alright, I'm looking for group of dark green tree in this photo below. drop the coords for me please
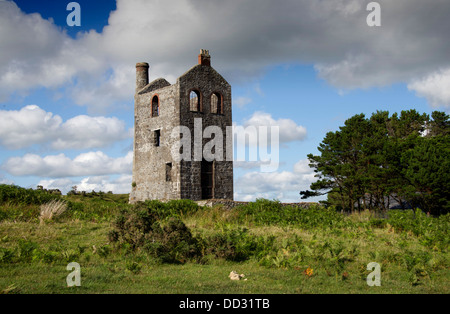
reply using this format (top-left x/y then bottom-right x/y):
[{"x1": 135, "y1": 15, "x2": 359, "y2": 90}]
[{"x1": 300, "y1": 110, "x2": 449, "y2": 216}]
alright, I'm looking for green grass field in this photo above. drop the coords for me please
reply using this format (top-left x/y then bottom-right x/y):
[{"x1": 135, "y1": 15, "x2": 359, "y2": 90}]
[{"x1": 0, "y1": 189, "x2": 448, "y2": 294}]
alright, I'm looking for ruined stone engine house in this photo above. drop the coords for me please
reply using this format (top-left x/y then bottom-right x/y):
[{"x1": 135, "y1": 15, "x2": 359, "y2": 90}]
[{"x1": 129, "y1": 50, "x2": 233, "y2": 203}]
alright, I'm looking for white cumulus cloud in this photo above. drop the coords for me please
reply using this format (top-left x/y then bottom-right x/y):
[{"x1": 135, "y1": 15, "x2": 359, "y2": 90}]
[
  {"x1": 242, "y1": 111, "x2": 307, "y2": 144},
  {"x1": 0, "y1": 105, "x2": 61, "y2": 149},
  {"x1": 76, "y1": 175, "x2": 132, "y2": 194},
  {"x1": 407, "y1": 68, "x2": 450, "y2": 109},
  {"x1": 234, "y1": 158, "x2": 317, "y2": 202},
  {"x1": 2, "y1": 151, "x2": 133, "y2": 178},
  {"x1": 38, "y1": 174, "x2": 132, "y2": 194},
  {"x1": 0, "y1": 105, "x2": 131, "y2": 150}
]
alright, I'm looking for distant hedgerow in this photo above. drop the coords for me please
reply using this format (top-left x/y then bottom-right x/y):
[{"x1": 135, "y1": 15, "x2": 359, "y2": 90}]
[{"x1": 0, "y1": 184, "x2": 61, "y2": 206}]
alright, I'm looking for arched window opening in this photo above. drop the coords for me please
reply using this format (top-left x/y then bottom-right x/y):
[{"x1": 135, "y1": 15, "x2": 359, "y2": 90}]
[
  {"x1": 189, "y1": 90, "x2": 201, "y2": 112},
  {"x1": 211, "y1": 92, "x2": 222, "y2": 114},
  {"x1": 152, "y1": 96, "x2": 159, "y2": 117}
]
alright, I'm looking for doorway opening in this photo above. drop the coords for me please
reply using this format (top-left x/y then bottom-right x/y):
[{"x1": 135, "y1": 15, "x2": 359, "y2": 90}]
[{"x1": 201, "y1": 159, "x2": 214, "y2": 199}]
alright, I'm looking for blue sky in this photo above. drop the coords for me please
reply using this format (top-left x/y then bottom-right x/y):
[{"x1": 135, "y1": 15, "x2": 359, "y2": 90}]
[{"x1": 0, "y1": 0, "x2": 448, "y2": 202}]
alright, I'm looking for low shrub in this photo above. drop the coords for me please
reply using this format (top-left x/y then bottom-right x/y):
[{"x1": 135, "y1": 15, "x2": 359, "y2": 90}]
[
  {"x1": 144, "y1": 217, "x2": 202, "y2": 264},
  {"x1": 108, "y1": 203, "x2": 158, "y2": 250},
  {"x1": 205, "y1": 227, "x2": 275, "y2": 262},
  {"x1": 108, "y1": 204, "x2": 202, "y2": 264}
]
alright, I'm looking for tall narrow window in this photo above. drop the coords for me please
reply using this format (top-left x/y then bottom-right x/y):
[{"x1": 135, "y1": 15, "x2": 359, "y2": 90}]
[
  {"x1": 189, "y1": 90, "x2": 201, "y2": 112},
  {"x1": 152, "y1": 96, "x2": 159, "y2": 117},
  {"x1": 166, "y1": 163, "x2": 172, "y2": 182},
  {"x1": 154, "y1": 129, "x2": 161, "y2": 147},
  {"x1": 211, "y1": 92, "x2": 222, "y2": 114}
]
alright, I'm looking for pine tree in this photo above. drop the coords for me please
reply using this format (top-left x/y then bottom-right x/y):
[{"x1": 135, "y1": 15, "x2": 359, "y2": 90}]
[{"x1": 301, "y1": 109, "x2": 449, "y2": 215}]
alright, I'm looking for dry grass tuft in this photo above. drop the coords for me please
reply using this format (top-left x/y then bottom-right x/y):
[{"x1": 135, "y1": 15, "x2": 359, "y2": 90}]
[{"x1": 39, "y1": 200, "x2": 67, "y2": 225}]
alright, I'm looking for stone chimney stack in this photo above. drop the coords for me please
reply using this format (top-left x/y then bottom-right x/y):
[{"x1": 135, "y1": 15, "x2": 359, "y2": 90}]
[
  {"x1": 136, "y1": 62, "x2": 149, "y2": 91},
  {"x1": 198, "y1": 49, "x2": 211, "y2": 66}
]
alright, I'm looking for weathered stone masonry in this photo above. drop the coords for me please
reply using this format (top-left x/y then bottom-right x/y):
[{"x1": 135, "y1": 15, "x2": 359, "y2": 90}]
[{"x1": 130, "y1": 50, "x2": 233, "y2": 203}]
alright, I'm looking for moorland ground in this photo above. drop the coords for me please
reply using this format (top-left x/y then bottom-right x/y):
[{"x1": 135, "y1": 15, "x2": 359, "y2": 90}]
[{"x1": 0, "y1": 188, "x2": 448, "y2": 294}]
